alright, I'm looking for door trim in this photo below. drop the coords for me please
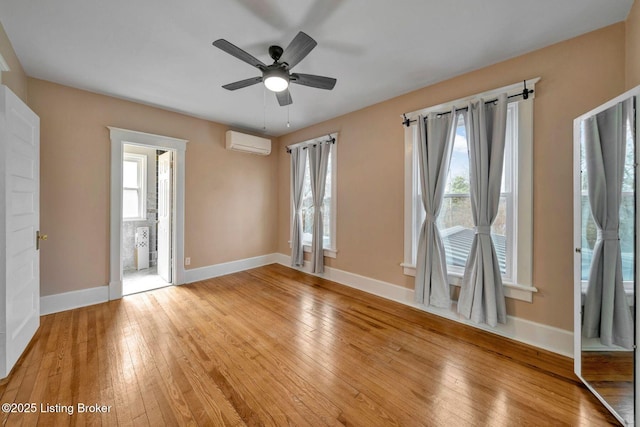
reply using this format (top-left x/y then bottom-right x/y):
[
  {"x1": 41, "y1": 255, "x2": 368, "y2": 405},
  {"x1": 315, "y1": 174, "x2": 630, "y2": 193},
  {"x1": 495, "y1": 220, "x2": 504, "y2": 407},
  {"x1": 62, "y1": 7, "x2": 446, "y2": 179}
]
[
  {"x1": 108, "y1": 127, "x2": 188, "y2": 300},
  {"x1": 156, "y1": 150, "x2": 173, "y2": 283}
]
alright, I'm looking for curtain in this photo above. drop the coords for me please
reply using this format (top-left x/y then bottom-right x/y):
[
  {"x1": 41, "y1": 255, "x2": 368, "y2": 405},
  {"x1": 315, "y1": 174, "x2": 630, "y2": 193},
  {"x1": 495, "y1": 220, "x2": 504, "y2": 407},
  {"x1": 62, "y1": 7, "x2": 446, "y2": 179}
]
[
  {"x1": 457, "y1": 94, "x2": 508, "y2": 327},
  {"x1": 414, "y1": 110, "x2": 457, "y2": 307},
  {"x1": 290, "y1": 146, "x2": 307, "y2": 267},
  {"x1": 582, "y1": 98, "x2": 634, "y2": 349},
  {"x1": 308, "y1": 142, "x2": 332, "y2": 273}
]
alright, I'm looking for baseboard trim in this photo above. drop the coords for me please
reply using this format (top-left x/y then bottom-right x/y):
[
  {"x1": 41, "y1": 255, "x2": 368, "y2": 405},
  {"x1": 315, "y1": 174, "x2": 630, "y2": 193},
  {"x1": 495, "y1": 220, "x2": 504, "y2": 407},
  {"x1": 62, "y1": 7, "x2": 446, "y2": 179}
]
[
  {"x1": 183, "y1": 253, "x2": 279, "y2": 284},
  {"x1": 40, "y1": 254, "x2": 279, "y2": 316},
  {"x1": 40, "y1": 253, "x2": 573, "y2": 357},
  {"x1": 40, "y1": 286, "x2": 110, "y2": 316},
  {"x1": 274, "y1": 253, "x2": 573, "y2": 358}
]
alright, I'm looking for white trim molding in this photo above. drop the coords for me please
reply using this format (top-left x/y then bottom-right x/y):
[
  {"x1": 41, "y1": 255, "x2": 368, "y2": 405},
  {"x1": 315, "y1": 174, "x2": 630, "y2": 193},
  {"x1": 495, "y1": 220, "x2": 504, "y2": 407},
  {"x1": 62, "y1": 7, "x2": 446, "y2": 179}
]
[
  {"x1": 400, "y1": 263, "x2": 537, "y2": 302},
  {"x1": 183, "y1": 254, "x2": 279, "y2": 283},
  {"x1": 40, "y1": 254, "x2": 280, "y2": 315},
  {"x1": 40, "y1": 286, "x2": 109, "y2": 316},
  {"x1": 276, "y1": 253, "x2": 572, "y2": 358},
  {"x1": 402, "y1": 78, "x2": 540, "y2": 121},
  {"x1": 108, "y1": 127, "x2": 188, "y2": 300}
]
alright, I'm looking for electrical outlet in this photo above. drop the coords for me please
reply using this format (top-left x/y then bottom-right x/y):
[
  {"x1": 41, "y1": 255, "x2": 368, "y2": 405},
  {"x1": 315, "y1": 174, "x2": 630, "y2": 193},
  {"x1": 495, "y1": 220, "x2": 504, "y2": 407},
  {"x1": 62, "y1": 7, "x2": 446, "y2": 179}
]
[{"x1": 185, "y1": 257, "x2": 191, "y2": 266}]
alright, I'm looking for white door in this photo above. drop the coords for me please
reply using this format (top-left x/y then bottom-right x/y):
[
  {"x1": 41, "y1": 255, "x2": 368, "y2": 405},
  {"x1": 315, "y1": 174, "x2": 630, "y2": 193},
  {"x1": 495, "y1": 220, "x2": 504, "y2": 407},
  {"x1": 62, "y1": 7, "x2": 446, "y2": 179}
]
[
  {"x1": 0, "y1": 85, "x2": 40, "y2": 379},
  {"x1": 157, "y1": 151, "x2": 172, "y2": 282}
]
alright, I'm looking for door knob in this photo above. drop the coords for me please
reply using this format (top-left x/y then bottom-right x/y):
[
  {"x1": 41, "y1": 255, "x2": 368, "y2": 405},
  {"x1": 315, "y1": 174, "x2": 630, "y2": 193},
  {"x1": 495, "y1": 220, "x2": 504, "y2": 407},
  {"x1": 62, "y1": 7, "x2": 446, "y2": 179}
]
[{"x1": 36, "y1": 231, "x2": 48, "y2": 250}]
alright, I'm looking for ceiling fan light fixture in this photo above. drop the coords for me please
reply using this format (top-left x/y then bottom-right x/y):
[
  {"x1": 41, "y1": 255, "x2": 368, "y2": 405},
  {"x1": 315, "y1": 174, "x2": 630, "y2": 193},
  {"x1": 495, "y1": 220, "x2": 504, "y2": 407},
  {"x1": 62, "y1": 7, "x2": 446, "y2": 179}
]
[
  {"x1": 214, "y1": 32, "x2": 335, "y2": 107},
  {"x1": 263, "y1": 68, "x2": 289, "y2": 92}
]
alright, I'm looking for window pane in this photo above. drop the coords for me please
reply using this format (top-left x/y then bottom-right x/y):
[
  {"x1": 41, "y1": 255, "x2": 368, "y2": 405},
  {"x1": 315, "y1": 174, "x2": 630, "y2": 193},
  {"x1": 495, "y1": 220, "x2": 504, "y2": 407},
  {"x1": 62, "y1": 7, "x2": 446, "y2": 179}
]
[
  {"x1": 123, "y1": 189, "x2": 139, "y2": 218},
  {"x1": 322, "y1": 196, "x2": 331, "y2": 247},
  {"x1": 301, "y1": 149, "x2": 333, "y2": 247},
  {"x1": 123, "y1": 160, "x2": 139, "y2": 188},
  {"x1": 620, "y1": 193, "x2": 634, "y2": 281},
  {"x1": 492, "y1": 196, "x2": 508, "y2": 274},
  {"x1": 302, "y1": 159, "x2": 313, "y2": 243},
  {"x1": 433, "y1": 114, "x2": 509, "y2": 275},
  {"x1": 620, "y1": 120, "x2": 635, "y2": 281},
  {"x1": 437, "y1": 117, "x2": 473, "y2": 269},
  {"x1": 323, "y1": 155, "x2": 332, "y2": 247}
]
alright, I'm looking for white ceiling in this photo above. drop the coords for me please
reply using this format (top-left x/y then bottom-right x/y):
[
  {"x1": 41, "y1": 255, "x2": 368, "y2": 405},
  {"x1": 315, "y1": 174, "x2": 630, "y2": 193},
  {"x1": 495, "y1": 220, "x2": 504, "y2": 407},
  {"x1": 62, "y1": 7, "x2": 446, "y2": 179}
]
[{"x1": 0, "y1": 0, "x2": 633, "y2": 136}]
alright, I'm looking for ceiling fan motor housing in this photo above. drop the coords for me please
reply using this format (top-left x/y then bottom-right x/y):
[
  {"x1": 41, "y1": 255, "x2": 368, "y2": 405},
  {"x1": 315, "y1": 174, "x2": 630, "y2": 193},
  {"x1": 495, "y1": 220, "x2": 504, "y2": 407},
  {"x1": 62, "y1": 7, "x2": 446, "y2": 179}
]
[{"x1": 268, "y1": 45, "x2": 284, "y2": 62}]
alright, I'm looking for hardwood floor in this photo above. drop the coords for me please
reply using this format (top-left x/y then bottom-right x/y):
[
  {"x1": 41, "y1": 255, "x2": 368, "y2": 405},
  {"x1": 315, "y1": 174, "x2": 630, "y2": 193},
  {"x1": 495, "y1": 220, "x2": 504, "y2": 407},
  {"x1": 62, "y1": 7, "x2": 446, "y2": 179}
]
[
  {"x1": 0, "y1": 264, "x2": 621, "y2": 426},
  {"x1": 582, "y1": 352, "x2": 634, "y2": 425}
]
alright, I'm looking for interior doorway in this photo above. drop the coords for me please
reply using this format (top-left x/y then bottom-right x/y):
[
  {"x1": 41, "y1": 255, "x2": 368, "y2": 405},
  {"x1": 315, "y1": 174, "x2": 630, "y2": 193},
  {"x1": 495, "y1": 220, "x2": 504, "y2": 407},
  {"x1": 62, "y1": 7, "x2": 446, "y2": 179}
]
[
  {"x1": 122, "y1": 145, "x2": 174, "y2": 295},
  {"x1": 109, "y1": 126, "x2": 187, "y2": 300}
]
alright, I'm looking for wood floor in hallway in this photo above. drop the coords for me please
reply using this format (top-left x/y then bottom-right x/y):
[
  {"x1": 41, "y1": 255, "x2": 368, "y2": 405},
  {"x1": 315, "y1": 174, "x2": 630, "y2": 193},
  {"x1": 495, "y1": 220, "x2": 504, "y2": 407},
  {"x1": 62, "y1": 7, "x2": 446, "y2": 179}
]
[{"x1": 0, "y1": 264, "x2": 619, "y2": 426}]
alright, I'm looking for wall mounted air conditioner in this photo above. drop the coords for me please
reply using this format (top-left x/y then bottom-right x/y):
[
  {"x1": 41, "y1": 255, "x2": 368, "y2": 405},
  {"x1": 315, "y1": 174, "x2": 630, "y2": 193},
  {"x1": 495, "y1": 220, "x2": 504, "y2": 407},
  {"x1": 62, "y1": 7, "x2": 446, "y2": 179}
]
[{"x1": 225, "y1": 130, "x2": 271, "y2": 155}]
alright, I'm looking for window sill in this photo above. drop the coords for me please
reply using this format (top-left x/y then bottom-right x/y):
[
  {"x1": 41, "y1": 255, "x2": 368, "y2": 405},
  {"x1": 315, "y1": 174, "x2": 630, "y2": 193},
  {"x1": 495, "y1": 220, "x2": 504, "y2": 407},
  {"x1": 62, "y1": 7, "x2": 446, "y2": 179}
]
[
  {"x1": 303, "y1": 245, "x2": 337, "y2": 259},
  {"x1": 401, "y1": 263, "x2": 537, "y2": 303},
  {"x1": 581, "y1": 281, "x2": 633, "y2": 306},
  {"x1": 288, "y1": 241, "x2": 337, "y2": 259},
  {"x1": 124, "y1": 217, "x2": 148, "y2": 222}
]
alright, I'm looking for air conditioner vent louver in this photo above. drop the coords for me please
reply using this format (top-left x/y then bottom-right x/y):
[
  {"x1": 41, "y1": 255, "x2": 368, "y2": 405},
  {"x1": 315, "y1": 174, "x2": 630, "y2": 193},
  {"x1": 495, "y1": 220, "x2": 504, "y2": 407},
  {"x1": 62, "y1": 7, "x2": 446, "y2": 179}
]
[{"x1": 225, "y1": 130, "x2": 271, "y2": 155}]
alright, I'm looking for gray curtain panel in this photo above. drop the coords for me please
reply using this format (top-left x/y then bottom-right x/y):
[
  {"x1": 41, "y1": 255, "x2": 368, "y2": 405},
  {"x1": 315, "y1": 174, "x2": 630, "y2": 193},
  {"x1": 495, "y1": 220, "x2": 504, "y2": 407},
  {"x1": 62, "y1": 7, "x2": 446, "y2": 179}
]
[
  {"x1": 457, "y1": 94, "x2": 508, "y2": 327},
  {"x1": 290, "y1": 146, "x2": 307, "y2": 267},
  {"x1": 582, "y1": 97, "x2": 634, "y2": 349},
  {"x1": 414, "y1": 111, "x2": 457, "y2": 307},
  {"x1": 308, "y1": 142, "x2": 332, "y2": 273}
]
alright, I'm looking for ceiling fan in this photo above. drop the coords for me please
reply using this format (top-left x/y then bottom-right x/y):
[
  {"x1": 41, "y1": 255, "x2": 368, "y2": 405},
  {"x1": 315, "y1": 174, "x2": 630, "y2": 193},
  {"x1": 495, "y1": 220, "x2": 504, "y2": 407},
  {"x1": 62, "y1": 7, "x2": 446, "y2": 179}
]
[{"x1": 212, "y1": 31, "x2": 337, "y2": 106}]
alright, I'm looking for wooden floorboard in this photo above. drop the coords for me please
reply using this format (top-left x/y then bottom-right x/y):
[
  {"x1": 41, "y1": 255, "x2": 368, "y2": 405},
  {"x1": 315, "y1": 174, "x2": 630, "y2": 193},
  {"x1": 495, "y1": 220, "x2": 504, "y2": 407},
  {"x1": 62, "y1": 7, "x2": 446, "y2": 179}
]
[{"x1": 0, "y1": 263, "x2": 622, "y2": 426}]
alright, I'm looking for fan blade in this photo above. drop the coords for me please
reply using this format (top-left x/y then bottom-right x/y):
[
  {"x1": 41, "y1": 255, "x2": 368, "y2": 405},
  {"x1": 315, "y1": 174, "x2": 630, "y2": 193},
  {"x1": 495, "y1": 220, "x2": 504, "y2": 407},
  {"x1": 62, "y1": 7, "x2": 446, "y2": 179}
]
[
  {"x1": 299, "y1": 0, "x2": 345, "y2": 32},
  {"x1": 222, "y1": 76, "x2": 263, "y2": 91},
  {"x1": 276, "y1": 89, "x2": 293, "y2": 106},
  {"x1": 212, "y1": 39, "x2": 267, "y2": 70},
  {"x1": 291, "y1": 73, "x2": 337, "y2": 90},
  {"x1": 234, "y1": 0, "x2": 290, "y2": 31},
  {"x1": 280, "y1": 32, "x2": 317, "y2": 70}
]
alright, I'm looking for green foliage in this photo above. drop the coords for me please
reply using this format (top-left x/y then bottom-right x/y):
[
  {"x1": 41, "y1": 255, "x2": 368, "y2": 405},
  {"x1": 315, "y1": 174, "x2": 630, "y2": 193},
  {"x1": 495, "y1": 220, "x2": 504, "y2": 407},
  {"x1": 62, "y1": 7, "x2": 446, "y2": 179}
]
[{"x1": 450, "y1": 175, "x2": 470, "y2": 194}]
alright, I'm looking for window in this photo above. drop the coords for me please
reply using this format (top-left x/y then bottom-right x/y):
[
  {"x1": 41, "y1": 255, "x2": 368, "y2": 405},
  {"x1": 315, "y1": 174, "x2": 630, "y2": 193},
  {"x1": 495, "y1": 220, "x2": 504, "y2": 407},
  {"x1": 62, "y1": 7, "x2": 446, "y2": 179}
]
[
  {"x1": 123, "y1": 153, "x2": 146, "y2": 220},
  {"x1": 403, "y1": 80, "x2": 537, "y2": 302},
  {"x1": 291, "y1": 134, "x2": 338, "y2": 255}
]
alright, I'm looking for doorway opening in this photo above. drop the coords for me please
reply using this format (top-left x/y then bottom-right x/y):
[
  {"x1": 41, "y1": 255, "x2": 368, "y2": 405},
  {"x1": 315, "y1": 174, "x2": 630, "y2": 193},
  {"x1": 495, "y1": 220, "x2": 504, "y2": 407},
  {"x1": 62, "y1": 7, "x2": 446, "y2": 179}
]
[
  {"x1": 122, "y1": 145, "x2": 174, "y2": 295},
  {"x1": 109, "y1": 126, "x2": 187, "y2": 300}
]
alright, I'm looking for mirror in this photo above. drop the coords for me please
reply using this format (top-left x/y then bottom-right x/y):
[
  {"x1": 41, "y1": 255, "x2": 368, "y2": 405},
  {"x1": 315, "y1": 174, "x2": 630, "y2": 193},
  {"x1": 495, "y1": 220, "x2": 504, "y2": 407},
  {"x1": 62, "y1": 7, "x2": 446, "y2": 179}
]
[{"x1": 574, "y1": 89, "x2": 638, "y2": 426}]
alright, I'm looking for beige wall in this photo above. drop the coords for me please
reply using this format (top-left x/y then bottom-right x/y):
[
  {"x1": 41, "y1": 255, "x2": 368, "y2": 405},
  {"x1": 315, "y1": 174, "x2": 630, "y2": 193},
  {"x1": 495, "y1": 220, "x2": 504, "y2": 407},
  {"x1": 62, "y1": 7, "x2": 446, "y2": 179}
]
[
  {"x1": 277, "y1": 23, "x2": 627, "y2": 330},
  {"x1": 28, "y1": 78, "x2": 278, "y2": 296},
  {"x1": 0, "y1": 9, "x2": 637, "y2": 328},
  {"x1": 0, "y1": 22, "x2": 28, "y2": 103},
  {"x1": 627, "y1": 0, "x2": 640, "y2": 88}
]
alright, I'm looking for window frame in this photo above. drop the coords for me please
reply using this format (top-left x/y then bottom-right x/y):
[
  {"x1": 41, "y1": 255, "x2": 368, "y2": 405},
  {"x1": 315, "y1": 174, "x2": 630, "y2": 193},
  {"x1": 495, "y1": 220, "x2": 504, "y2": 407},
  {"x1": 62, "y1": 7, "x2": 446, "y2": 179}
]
[
  {"x1": 289, "y1": 133, "x2": 338, "y2": 258},
  {"x1": 402, "y1": 79, "x2": 538, "y2": 302},
  {"x1": 123, "y1": 152, "x2": 147, "y2": 221}
]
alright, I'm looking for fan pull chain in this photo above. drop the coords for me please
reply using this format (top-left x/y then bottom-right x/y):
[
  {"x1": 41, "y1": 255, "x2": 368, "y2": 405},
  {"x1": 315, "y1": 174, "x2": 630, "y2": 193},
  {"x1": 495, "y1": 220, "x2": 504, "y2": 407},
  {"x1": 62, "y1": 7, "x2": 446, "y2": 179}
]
[
  {"x1": 286, "y1": 91, "x2": 291, "y2": 128},
  {"x1": 263, "y1": 86, "x2": 267, "y2": 131}
]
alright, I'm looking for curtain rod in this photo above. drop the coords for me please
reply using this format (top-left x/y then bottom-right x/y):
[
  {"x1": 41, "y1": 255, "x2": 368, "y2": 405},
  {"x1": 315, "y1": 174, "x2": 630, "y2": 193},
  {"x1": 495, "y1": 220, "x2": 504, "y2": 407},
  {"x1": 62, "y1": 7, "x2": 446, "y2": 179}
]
[
  {"x1": 286, "y1": 135, "x2": 336, "y2": 154},
  {"x1": 401, "y1": 81, "x2": 534, "y2": 127}
]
